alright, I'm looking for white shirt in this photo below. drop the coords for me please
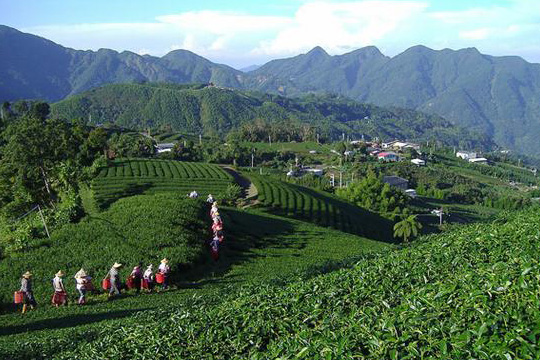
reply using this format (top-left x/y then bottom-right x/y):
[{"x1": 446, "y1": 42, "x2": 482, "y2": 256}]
[
  {"x1": 143, "y1": 269, "x2": 153, "y2": 280},
  {"x1": 158, "y1": 263, "x2": 170, "y2": 274},
  {"x1": 75, "y1": 276, "x2": 89, "y2": 290},
  {"x1": 53, "y1": 276, "x2": 64, "y2": 292}
]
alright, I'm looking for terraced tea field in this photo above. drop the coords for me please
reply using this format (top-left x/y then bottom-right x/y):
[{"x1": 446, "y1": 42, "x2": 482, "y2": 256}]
[
  {"x1": 249, "y1": 174, "x2": 393, "y2": 241},
  {"x1": 92, "y1": 159, "x2": 233, "y2": 208}
]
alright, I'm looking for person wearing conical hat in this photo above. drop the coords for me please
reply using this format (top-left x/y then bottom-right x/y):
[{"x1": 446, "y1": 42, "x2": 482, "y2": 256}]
[
  {"x1": 75, "y1": 268, "x2": 91, "y2": 305},
  {"x1": 210, "y1": 202, "x2": 219, "y2": 218},
  {"x1": 107, "y1": 262, "x2": 123, "y2": 298},
  {"x1": 206, "y1": 194, "x2": 215, "y2": 204},
  {"x1": 20, "y1": 271, "x2": 36, "y2": 313},
  {"x1": 51, "y1": 270, "x2": 67, "y2": 307},
  {"x1": 143, "y1": 264, "x2": 155, "y2": 292},
  {"x1": 130, "y1": 263, "x2": 143, "y2": 294},
  {"x1": 158, "y1": 258, "x2": 170, "y2": 291}
]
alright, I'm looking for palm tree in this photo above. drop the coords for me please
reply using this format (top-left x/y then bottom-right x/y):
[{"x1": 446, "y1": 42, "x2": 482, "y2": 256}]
[{"x1": 393, "y1": 215, "x2": 422, "y2": 243}]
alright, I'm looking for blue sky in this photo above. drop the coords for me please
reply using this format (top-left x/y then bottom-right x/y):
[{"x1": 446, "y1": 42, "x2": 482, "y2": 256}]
[{"x1": 1, "y1": 0, "x2": 538, "y2": 68}]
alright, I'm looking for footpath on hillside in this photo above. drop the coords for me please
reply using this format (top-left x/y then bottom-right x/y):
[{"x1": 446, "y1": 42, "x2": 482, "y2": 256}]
[{"x1": 220, "y1": 166, "x2": 258, "y2": 205}]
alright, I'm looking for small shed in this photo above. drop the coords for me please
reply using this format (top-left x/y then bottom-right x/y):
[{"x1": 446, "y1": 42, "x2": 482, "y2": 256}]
[
  {"x1": 383, "y1": 176, "x2": 409, "y2": 190},
  {"x1": 156, "y1": 143, "x2": 175, "y2": 153},
  {"x1": 411, "y1": 158, "x2": 426, "y2": 166}
]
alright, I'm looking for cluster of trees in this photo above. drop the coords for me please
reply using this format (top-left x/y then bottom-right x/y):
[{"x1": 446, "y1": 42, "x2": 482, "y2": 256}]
[
  {"x1": 227, "y1": 119, "x2": 320, "y2": 143},
  {"x1": 335, "y1": 170, "x2": 409, "y2": 221},
  {"x1": 0, "y1": 101, "x2": 160, "y2": 257}
]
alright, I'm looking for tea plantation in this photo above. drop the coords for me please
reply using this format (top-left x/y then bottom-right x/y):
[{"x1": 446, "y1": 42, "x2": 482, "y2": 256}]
[
  {"x1": 4, "y1": 208, "x2": 539, "y2": 359},
  {"x1": 249, "y1": 174, "x2": 394, "y2": 241},
  {"x1": 92, "y1": 158, "x2": 233, "y2": 208},
  {"x1": 0, "y1": 194, "x2": 207, "y2": 307}
]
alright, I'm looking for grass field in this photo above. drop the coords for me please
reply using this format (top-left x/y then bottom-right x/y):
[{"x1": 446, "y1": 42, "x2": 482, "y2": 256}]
[
  {"x1": 3, "y1": 207, "x2": 539, "y2": 358},
  {"x1": 92, "y1": 158, "x2": 233, "y2": 208},
  {"x1": 249, "y1": 174, "x2": 394, "y2": 242},
  {"x1": 0, "y1": 204, "x2": 389, "y2": 358},
  {"x1": 0, "y1": 194, "x2": 208, "y2": 309}
]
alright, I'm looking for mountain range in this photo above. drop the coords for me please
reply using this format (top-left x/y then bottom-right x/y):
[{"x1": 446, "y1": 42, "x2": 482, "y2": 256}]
[{"x1": 1, "y1": 25, "x2": 540, "y2": 154}]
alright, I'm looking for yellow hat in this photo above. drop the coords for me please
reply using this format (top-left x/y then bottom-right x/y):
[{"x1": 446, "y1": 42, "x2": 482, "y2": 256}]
[
  {"x1": 56, "y1": 270, "x2": 65, "y2": 277},
  {"x1": 161, "y1": 258, "x2": 169, "y2": 264},
  {"x1": 113, "y1": 262, "x2": 123, "y2": 268},
  {"x1": 22, "y1": 271, "x2": 32, "y2": 278},
  {"x1": 75, "y1": 269, "x2": 87, "y2": 278}
]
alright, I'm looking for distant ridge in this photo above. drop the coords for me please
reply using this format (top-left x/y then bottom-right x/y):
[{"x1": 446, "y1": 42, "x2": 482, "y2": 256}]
[{"x1": 1, "y1": 25, "x2": 540, "y2": 154}]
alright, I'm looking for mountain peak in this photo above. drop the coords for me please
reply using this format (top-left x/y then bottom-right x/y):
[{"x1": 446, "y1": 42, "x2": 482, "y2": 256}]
[{"x1": 306, "y1": 46, "x2": 329, "y2": 57}]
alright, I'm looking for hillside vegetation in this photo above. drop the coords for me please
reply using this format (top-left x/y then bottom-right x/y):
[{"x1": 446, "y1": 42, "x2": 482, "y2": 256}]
[
  {"x1": 92, "y1": 158, "x2": 233, "y2": 208},
  {"x1": 0, "y1": 194, "x2": 207, "y2": 306},
  {"x1": 3, "y1": 25, "x2": 540, "y2": 154},
  {"x1": 51, "y1": 83, "x2": 492, "y2": 148},
  {"x1": 249, "y1": 173, "x2": 394, "y2": 241},
  {"x1": 2, "y1": 207, "x2": 538, "y2": 359}
]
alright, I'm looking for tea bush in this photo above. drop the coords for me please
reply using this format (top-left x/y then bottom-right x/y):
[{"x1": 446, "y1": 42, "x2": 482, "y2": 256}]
[
  {"x1": 92, "y1": 158, "x2": 233, "y2": 208},
  {"x1": 16, "y1": 208, "x2": 540, "y2": 359}
]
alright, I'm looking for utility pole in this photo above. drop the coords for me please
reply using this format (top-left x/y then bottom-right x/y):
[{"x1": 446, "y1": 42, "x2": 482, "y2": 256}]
[
  {"x1": 439, "y1": 207, "x2": 443, "y2": 226},
  {"x1": 199, "y1": 134, "x2": 202, "y2": 145},
  {"x1": 316, "y1": 133, "x2": 320, "y2": 144},
  {"x1": 37, "y1": 205, "x2": 50, "y2": 239},
  {"x1": 268, "y1": 135, "x2": 272, "y2": 146},
  {"x1": 339, "y1": 171, "x2": 343, "y2": 188},
  {"x1": 251, "y1": 152, "x2": 254, "y2": 168}
]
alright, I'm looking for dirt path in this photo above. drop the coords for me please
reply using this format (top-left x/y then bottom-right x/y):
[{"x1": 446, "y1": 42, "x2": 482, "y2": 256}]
[{"x1": 220, "y1": 166, "x2": 258, "y2": 203}]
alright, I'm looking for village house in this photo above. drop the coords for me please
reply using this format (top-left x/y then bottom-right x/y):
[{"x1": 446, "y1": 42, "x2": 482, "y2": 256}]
[
  {"x1": 383, "y1": 176, "x2": 409, "y2": 190},
  {"x1": 468, "y1": 157, "x2": 488, "y2": 165},
  {"x1": 156, "y1": 143, "x2": 175, "y2": 153},
  {"x1": 377, "y1": 152, "x2": 400, "y2": 162},
  {"x1": 456, "y1": 151, "x2": 477, "y2": 160}
]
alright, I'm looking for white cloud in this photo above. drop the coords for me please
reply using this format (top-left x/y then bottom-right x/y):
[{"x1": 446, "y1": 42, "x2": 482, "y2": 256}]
[
  {"x1": 459, "y1": 28, "x2": 490, "y2": 40},
  {"x1": 253, "y1": 1, "x2": 429, "y2": 56}
]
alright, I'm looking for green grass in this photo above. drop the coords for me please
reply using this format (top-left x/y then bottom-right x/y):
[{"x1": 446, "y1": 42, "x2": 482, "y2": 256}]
[
  {"x1": 0, "y1": 204, "x2": 388, "y2": 357},
  {"x1": 0, "y1": 194, "x2": 207, "y2": 308},
  {"x1": 92, "y1": 158, "x2": 233, "y2": 208},
  {"x1": 7, "y1": 208, "x2": 540, "y2": 359},
  {"x1": 249, "y1": 174, "x2": 394, "y2": 242}
]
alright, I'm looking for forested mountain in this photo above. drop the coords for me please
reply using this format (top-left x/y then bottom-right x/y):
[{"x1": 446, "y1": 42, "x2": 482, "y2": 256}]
[
  {"x1": 247, "y1": 45, "x2": 540, "y2": 154},
  {"x1": 50, "y1": 83, "x2": 492, "y2": 149},
  {"x1": 0, "y1": 25, "x2": 241, "y2": 102},
  {"x1": 2, "y1": 25, "x2": 540, "y2": 153}
]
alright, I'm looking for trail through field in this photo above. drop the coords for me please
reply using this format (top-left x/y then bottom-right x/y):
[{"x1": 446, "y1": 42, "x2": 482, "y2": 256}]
[{"x1": 220, "y1": 166, "x2": 258, "y2": 203}]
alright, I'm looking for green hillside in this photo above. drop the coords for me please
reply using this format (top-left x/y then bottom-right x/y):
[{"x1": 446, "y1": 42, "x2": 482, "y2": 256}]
[
  {"x1": 0, "y1": 194, "x2": 207, "y2": 306},
  {"x1": 2, "y1": 207, "x2": 539, "y2": 358},
  {"x1": 246, "y1": 45, "x2": 540, "y2": 154},
  {"x1": 0, "y1": 206, "x2": 389, "y2": 357},
  {"x1": 91, "y1": 158, "x2": 233, "y2": 208},
  {"x1": 50, "y1": 83, "x2": 492, "y2": 149},
  {"x1": 250, "y1": 174, "x2": 394, "y2": 241}
]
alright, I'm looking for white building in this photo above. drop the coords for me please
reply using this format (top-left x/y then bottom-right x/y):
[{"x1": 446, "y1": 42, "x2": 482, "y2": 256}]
[
  {"x1": 456, "y1": 151, "x2": 477, "y2": 160},
  {"x1": 411, "y1": 158, "x2": 426, "y2": 166},
  {"x1": 469, "y1": 157, "x2": 488, "y2": 164},
  {"x1": 156, "y1": 143, "x2": 175, "y2": 153},
  {"x1": 304, "y1": 168, "x2": 324, "y2": 176}
]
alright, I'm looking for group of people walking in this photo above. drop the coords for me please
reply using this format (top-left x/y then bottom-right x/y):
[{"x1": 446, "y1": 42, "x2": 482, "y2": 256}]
[
  {"x1": 14, "y1": 258, "x2": 172, "y2": 313},
  {"x1": 207, "y1": 194, "x2": 225, "y2": 261},
  {"x1": 13, "y1": 193, "x2": 223, "y2": 313}
]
